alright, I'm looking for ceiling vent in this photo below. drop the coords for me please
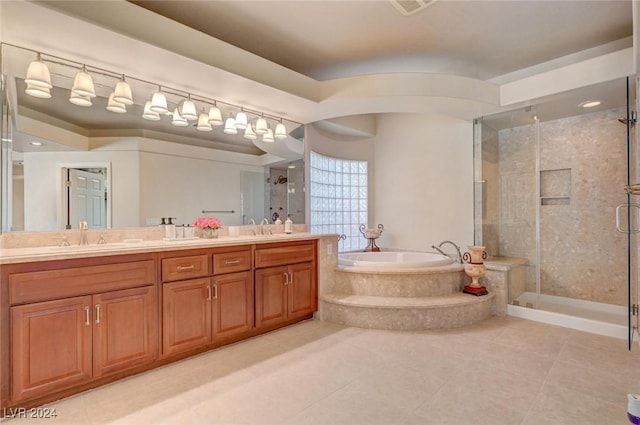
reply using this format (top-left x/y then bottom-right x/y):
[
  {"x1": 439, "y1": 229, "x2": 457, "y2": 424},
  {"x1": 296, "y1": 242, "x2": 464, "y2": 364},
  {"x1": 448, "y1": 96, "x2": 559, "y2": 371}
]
[{"x1": 390, "y1": 0, "x2": 438, "y2": 16}]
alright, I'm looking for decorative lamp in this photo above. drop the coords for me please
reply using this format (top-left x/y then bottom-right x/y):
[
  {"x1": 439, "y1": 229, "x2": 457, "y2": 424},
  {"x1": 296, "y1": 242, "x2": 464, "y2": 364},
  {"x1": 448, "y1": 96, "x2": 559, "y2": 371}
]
[
  {"x1": 113, "y1": 76, "x2": 133, "y2": 104},
  {"x1": 255, "y1": 116, "x2": 268, "y2": 134},
  {"x1": 25, "y1": 83, "x2": 51, "y2": 99},
  {"x1": 244, "y1": 123, "x2": 257, "y2": 140},
  {"x1": 106, "y1": 93, "x2": 127, "y2": 113},
  {"x1": 275, "y1": 122, "x2": 287, "y2": 140},
  {"x1": 208, "y1": 105, "x2": 223, "y2": 126},
  {"x1": 235, "y1": 110, "x2": 248, "y2": 129},
  {"x1": 171, "y1": 107, "x2": 188, "y2": 126},
  {"x1": 150, "y1": 88, "x2": 168, "y2": 114},
  {"x1": 179, "y1": 95, "x2": 198, "y2": 120},
  {"x1": 71, "y1": 65, "x2": 96, "y2": 98},
  {"x1": 197, "y1": 112, "x2": 213, "y2": 131},
  {"x1": 262, "y1": 128, "x2": 274, "y2": 143},
  {"x1": 142, "y1": 100, "x2": 161, "y2": 120},
  {"x1": 25, "y1": 54, "x2": 52, "y2": 88},
  {"x1": 223, "y1": 115, "x2": 238, "y2": 134}
]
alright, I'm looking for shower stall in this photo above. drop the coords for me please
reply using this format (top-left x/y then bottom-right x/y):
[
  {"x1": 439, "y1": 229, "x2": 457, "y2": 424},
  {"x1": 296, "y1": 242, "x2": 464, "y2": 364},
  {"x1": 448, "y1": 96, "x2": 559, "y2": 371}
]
[{"x1": 474, "y1": 77, "x2": 638, "y2": 346}]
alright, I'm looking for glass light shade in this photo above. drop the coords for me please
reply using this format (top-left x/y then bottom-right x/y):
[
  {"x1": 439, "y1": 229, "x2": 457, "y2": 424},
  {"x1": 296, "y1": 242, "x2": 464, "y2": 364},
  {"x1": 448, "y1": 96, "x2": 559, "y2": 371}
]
[
  {"x1": 113, "y1": 79, "x2": 133, "y2": 105},
  {"x1": 243, "y1": 124, "x2": 257, "y2": 140},
  {"x1": 179, "y1": 99, "x2": 198, "y2": 120},
  {"x1": 71, "y1": 67, "x2": 96, "y2": 98},
  {"x1": 25, "y1": 83, "x2": 51, "y2": 99},
  {"x1": 25, "y1": 58, "x2": 52, "y2": 88},
  {"x1": 142, "y1": 101, "x2": 161, "y2": 120},
  {"x1": 235, "y1": 111, "x2": 248, "y2": 129},
  {"x1": 171, "y1": 108, "x2": 188, "y2": 126},
  {"x1": 150, "y1": 91, "x2": 168, "y2": 113},
  {"x1": 255, "y1": 117, "x2": 268, "y2": 134},
  {"x1": 106, "y1": 93, "x2": 127, "y2": 113},
  {"x1": 197, "y1": 113, "x2": 213, "y2": 131},
  {"x1": 223, "y1": 116, "x2": 238, "y2": 134},
  {"x1": 69, "y1": 91, "x2": 92, "y2": 107},
  {"x1": 274, "y1": 122, "x2": 287, "y2": 140},
  {"x1": 262, "y1": 128, "x2": 274, "y2": 143},
  {"x1": 208, "y1": 106, "x2": 223, "y2": 126}
]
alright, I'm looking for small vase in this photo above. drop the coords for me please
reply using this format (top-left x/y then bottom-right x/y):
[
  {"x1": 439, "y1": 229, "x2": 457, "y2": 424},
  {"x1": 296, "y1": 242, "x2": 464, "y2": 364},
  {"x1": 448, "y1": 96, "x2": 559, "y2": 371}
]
[
  {"x1": 201, "y1": 227, "x2": 218, "y2": 239},
  {"x1": 462, "y1": 245, "x2": 488, "y2": 296}
]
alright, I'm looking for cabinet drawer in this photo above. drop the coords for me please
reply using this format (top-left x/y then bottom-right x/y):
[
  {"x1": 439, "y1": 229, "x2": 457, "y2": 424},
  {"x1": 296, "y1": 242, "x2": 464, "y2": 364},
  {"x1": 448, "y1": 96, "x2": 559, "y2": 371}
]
[
  {"x1": 254, "y1": 243, "x2": 315, "y2": 268},
  {"x1": 9, "y1": 260, "x2": 155, "y2": 305},
  {"x1": 213, "y1": 250, "x2": 251, "y2": 275},
  {"x1": 161, "y1": 255, "x2": 209, "y2": 282}
]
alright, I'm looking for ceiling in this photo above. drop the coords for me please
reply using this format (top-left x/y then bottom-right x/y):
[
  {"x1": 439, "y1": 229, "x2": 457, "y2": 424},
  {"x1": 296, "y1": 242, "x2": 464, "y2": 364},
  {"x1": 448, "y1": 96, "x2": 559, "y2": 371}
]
[
  {"x1": 4, "y1": 0, "x2": 635, "y2": 154},
  {"x1": 128, "y1": 0, "x2": 632, "y2": 81}
]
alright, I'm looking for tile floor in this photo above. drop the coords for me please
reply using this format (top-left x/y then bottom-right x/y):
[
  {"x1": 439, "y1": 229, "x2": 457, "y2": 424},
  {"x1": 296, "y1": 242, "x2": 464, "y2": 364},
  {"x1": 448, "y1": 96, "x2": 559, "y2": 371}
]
[{"x1": 3, "y1": 316, "x2": 640, "y2": 425}]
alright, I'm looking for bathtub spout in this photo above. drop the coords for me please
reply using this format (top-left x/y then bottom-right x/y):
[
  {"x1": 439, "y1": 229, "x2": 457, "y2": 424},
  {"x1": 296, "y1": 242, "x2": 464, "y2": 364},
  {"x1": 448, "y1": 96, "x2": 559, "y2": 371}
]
[{"x1": 432, "y1": 240, "x2": 463, "y2": 264}]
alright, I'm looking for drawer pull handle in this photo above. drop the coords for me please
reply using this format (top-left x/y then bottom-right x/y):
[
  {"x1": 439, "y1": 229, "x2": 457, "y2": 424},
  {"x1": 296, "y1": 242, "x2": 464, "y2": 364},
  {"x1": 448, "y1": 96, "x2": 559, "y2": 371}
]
[
  {"x1": 207, "y1": 285, "x2": 212, "y2": 301},
  {"x1": 95, "y1": 304, "x2": 101, "y2": 325},
  {"x1": 84, "y1": 306, "x2": 90, "y2": 326},
  {"x1": 288, "y1": 272, "x2": 293, "y2": 285},
  {"x1": 224, "y1": 259, "x2": 241, "y2": 265},
  {"x1": 284, "y1": 272, "x2": 289, "y2": 285},
  {"x1": 212, "y1": 284, "x2": 218, "y2": 300},
  {"x1": 176, "y1": 265, "x2": 195, "y2": 272}
]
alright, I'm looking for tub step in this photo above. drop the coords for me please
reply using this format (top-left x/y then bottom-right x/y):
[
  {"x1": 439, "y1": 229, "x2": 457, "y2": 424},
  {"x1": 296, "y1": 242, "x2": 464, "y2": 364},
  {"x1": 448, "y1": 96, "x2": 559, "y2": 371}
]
[{"x1": 320, "y1": 292, "x2": 494, "y2": 330}]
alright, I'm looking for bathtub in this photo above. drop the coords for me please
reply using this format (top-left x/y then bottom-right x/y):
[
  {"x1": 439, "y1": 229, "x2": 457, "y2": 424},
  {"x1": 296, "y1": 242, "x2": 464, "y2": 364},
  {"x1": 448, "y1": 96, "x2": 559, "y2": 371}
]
[{"x1": 339, "y1": 251, "x2": 454, "y2": 269}]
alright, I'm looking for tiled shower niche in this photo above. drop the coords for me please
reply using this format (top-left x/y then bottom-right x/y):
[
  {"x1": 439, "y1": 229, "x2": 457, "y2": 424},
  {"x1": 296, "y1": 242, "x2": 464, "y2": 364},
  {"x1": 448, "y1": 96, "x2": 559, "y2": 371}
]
[{"x1": 540, "y1": 168, "x2": 571, "y2": 205}]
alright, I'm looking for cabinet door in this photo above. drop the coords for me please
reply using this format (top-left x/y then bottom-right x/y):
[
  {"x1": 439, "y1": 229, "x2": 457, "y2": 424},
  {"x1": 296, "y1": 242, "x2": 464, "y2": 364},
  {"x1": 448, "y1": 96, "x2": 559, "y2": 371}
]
[
  {"x1": 93, "y1": 286, "x2": 157, "y2": 377},
  {"x1": 162, "y1": 278, "x2": 212, "y2": 356},
  {"x1": 212, "y1": 271, "x2": 253, "y2": 340},
  {"x1": 287, "y1": 262, "x2": 316, "y2": 320},
  {"x1": 254, "y1": 266, "x2": 288, "y2": 328},
  {"x1": 11, "y1": 296, "x2": 93, "y2": 401}
]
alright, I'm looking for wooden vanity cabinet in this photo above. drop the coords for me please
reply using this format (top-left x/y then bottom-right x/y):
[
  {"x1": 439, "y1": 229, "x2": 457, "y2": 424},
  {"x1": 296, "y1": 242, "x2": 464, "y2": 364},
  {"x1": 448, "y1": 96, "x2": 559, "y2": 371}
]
[
  {"x1": 160, "y1": 247, "x2": 253, "y2": 357},
  {"x1": 254, "y1": 241, "x2": 317, "y2": 329},
  {"x1": 7, "y1": 255, "x2": 157, "y2": 402}
]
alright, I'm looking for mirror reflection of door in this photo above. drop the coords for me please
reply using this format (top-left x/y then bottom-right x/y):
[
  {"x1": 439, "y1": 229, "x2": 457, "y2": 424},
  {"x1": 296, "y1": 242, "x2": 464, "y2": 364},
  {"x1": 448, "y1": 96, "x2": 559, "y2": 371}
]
[
  {"x1": 66, "y1": 168, "x2": 107, "y2": 229},
  {"x1": 240, "y1": 171, "x2": 266, "y2": 225}
]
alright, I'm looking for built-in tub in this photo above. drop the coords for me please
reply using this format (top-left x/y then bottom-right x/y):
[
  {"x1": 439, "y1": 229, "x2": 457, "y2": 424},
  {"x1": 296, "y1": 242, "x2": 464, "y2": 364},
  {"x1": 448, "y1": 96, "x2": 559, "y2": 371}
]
[{"x1": 338, "y1": 251, "x2": 454, "y2": 269}]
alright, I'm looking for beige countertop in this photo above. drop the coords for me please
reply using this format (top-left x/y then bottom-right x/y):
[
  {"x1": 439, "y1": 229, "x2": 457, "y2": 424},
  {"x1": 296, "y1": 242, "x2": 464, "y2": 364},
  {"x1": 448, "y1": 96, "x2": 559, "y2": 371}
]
[{"x1": 0, "y1": 233, "x2": 321, "y2": 264}]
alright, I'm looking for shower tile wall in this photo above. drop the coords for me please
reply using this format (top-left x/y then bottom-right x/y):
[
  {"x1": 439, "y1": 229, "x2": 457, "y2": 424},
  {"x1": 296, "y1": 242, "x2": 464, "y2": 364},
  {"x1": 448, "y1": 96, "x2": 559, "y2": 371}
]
[{"x1": 487, "y1": 108, "x2": 628, "y2": 306}]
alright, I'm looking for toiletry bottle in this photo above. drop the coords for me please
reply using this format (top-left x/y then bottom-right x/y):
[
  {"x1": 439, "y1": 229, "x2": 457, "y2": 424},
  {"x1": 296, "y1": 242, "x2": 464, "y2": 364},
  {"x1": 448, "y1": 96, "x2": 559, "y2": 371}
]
[
  {"x1": 165, "y1": 217, "x2": 176, "y2": 239},
  {"x1": 284, "y1": 215, "x2": 293, "y2": 234}
]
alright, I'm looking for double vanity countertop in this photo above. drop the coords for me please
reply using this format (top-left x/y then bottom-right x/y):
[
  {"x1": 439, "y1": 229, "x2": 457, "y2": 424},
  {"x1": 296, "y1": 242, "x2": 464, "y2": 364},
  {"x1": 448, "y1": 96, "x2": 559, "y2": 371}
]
[{"x1": 0, "y1": 233, "x2": 322, "y2": 264}]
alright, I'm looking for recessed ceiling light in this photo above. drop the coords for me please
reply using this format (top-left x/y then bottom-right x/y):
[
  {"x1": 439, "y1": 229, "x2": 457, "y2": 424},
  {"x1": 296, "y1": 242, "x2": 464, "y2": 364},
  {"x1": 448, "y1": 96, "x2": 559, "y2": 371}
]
[
  {"x1": 29, "y1": 141, "x2": 43, "y2": 146},
  {"x1": 579, "y1": 100, "x2": 601, "y2": 108}
]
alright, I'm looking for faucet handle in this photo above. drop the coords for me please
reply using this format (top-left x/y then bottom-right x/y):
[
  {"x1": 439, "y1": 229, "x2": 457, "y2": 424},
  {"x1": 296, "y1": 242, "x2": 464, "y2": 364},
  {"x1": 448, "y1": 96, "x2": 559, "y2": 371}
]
[
  {"x1": 57, "y1": 236, "x2": 71, "y2": 247},
  {"x1": 79, "y1": 221, "x2": 88, "y2": 230},
  {"x1": 97, "y1": 234, "x2": 107, "y2": 245}
]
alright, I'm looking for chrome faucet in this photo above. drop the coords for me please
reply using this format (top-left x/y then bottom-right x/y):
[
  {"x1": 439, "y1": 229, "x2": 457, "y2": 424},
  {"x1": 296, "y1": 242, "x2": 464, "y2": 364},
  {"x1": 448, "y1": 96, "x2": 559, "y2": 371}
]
[
  {"x1": 78, "y1": 221, "x2": 89, "y2": 245},
  {"x1": 259, "y1": 218, "x2": 270, "y2": 235},
  {"x1": 248, "y1": 218, "x2": 257, "y2": 235},
  {"x1": 432, "y1": 240, "x2": 462, "y2": 263}
]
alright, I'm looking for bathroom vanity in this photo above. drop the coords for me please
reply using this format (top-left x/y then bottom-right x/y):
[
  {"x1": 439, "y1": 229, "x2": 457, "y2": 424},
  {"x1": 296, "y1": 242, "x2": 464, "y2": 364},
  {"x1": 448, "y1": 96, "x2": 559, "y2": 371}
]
[{"x1": 0, "y1": 235, "x2": 318, "y2": 412}]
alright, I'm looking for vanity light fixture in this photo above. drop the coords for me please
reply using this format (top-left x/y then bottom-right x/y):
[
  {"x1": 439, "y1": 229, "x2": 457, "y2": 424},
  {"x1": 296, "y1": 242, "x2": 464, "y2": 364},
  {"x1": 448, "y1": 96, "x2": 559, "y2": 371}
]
[
  {"x1": 25, "y1": 83, "x2": 52, "y2": 99},
  {"x1": 262, "y1": 128, "x2": 275, "y2": 143},
  {"x1": 25, "y1": 53, "x2": 52, "y2": 88},
  {"x1": 142, "y1": 101, "x2": 161, "y2": 120},
  {"x1": 235, "y1": 109, "x2": 248, "y2": 130},
  {"x1": 106, "y1": 93, "x2": 127, "y2": 113},
  {"x1": 274, "y1": 120, "x2": 287, "y2": 140},
  {"x1": 223, "y1": 114, "x2": 238, "y2": 134},
  {"x1": 29, "y1": 141, "x2": 43, "y2": 146},
  {"x1": 71, "y1": 65, "x2": 96, "y2": 98},
  {"x1": 243, "y1": 123, "x2": 257, "y2": 140},
  {"x1": 196, "y1": 111, "x2": 213, "y2": 131},
  {"x1": 113, "y1": 75, "x2": 134, "y2": 105},
  {"x1": 579, "y1": 100, "x2": 601, "y2": 108},
  {"x1": 208, "y1": 104, "x2": 223, "y2": 126},
  {"x1": 150, "y1": 87, "x2": 168, "y2": 114},
  {"x1": 69, "y1": 91, "x2": 93, "y2": 107},
  {"x1": 179, "y1": 94, "x2": 198, "y2": 121},
  {"x1": 255, "y1": 115, "x2": 269, "y2": 135},
  {"x1": 171, "y1": 107, "x2": 188, "y2": 126}
]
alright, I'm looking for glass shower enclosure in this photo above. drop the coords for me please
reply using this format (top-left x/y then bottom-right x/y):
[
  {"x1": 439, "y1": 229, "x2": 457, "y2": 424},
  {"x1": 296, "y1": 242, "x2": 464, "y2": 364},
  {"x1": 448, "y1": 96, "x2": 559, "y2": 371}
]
[{"x1": 474, "y1": 77, "x2": 638, "y2": 347}]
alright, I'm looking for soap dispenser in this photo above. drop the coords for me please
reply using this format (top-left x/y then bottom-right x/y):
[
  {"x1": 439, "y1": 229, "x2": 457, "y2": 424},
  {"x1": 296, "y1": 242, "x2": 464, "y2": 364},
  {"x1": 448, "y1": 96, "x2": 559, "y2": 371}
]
[
  {"x1": 165, "y1": 217, "x2": 176, "y2": 239},
  {"x1": 284, "y1": 215, "x2": 293, "y2": 234}
]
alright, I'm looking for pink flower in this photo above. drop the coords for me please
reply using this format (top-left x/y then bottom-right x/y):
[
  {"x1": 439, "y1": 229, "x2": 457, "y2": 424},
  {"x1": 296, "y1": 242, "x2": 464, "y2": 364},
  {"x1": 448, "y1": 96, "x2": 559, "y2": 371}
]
[{"x1": 192, "y1": 217, "x2": 221, "y2": 230}]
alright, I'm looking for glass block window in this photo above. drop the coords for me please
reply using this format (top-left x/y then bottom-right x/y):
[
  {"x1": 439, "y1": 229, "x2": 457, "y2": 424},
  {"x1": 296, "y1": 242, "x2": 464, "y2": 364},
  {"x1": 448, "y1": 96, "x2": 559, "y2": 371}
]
[{"x1": 309, "y1": 151, "x2": 368, "y2": 252}]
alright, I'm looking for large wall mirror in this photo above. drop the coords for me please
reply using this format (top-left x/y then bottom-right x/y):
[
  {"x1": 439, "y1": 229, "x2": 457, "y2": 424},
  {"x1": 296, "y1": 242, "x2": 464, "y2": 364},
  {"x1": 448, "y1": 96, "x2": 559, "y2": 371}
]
[{"x1": 0, "y1": 43, "x2": 305, "y2": 233}]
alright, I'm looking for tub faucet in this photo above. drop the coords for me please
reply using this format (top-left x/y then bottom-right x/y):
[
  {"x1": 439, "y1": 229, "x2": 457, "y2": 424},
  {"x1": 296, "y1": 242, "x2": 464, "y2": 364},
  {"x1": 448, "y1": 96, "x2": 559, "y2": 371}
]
[
  {"x1": 78, "y1": 221, "x2": 89, "y2": 245},
  {"x1": 259, "y1": 218, "x2": 270, "y2": 235},
  {"x1": 432, "y1": 240, "x2": 462, "y2": 263}
]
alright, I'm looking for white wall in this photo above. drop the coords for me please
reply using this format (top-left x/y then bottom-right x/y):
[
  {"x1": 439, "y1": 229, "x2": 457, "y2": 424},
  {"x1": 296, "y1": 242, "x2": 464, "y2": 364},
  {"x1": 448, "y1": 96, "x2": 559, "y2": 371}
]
[
  {"x1": 373, "y1": 113, "x2": 474, "y2": 252},
  {"x1": 138, "y1": 151, "x2": 264, "y2": 227},
  {"x1": 23, "y1": 150, "x2": 140, "y2": 231}
]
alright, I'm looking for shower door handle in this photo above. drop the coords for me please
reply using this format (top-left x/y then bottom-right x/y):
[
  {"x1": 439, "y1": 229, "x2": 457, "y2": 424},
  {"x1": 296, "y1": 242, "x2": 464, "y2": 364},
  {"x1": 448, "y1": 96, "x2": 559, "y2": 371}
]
[{"x1": 615, "y1": 204, "x2": 640, "y2": 233}]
